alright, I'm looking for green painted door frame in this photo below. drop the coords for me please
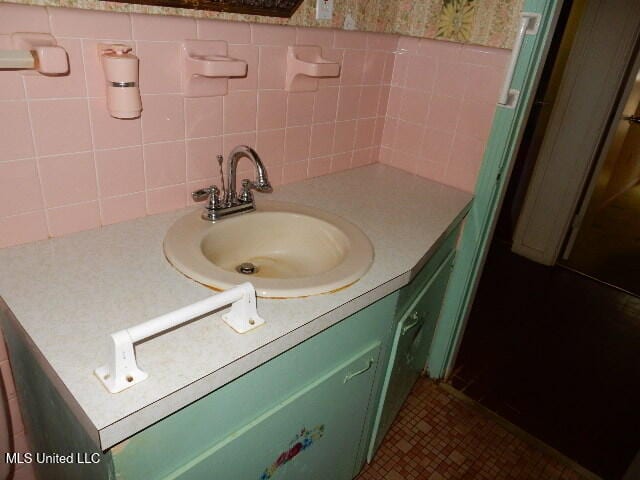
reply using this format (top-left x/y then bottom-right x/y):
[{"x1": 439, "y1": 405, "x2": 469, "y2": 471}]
[{"x1": 427, "y1": 0, "x2": 564, "y2": 379}]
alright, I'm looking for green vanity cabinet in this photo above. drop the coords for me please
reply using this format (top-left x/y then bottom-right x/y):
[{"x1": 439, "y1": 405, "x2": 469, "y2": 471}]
[
  {"x1": 3, "y1": 227, "x2": 461, "y2": 480},
  {"x1": 168, "y1": 342, "x2": 381, "y2": 480},
  {"x1": 369, "y1": 245, "x2": 457, "y2": 458}
]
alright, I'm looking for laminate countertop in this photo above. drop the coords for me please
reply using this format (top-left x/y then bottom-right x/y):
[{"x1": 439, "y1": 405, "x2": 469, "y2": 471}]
[{"x1": 0, "y1": 164, "x2": 472, "y2": 450}]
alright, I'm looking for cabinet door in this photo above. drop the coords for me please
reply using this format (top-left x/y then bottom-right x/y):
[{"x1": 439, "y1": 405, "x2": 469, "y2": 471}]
[
  {"x1": 369, "y1": 252, "x2": 454, "y2": 457},
  {"x1": 166, "y1": 342, "x2": 381, "y2": 480}
]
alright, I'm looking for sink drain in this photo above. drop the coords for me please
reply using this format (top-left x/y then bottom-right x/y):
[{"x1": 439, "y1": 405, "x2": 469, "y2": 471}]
[{"x1": 236, "y1": 262, "x2": 258, "y2": 275}]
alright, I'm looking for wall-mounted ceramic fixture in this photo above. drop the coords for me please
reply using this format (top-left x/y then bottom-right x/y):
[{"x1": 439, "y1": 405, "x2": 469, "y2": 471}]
[
  {"x1": 0, "y1": 33, "x2": 68, "y2": 75},
  {"x1": 98, "y1": 44, "x2": 142, "y2": 119},
  {"x1": 286, "y1": 45, "x2": 340, "y2": 92},
  {"x1": 182, "y1": 40, "x2": 247, "y2": 97}
]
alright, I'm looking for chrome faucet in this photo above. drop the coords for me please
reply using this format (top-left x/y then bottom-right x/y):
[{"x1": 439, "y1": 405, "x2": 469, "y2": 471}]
[{"x1": 191, "y1": 145, "x2": 272, "y2": 221}]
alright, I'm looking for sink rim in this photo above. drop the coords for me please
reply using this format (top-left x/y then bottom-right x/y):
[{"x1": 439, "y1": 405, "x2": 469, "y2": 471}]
[{"x1": 163, "y1": 200, "x2": 374, "y2": 298}]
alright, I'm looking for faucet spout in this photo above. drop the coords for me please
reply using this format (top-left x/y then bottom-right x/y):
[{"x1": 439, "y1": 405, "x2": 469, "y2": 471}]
[{"x1": 225, "y1": 145, "x2": 272, "y2": 205}]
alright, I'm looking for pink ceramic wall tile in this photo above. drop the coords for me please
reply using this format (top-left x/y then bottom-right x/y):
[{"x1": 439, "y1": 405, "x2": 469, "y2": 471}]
[
  {"x1": 256, "y1": 129, "x2": 286, "y2": 167},
  {"x1": 144, "y1": 141, "x2": 186, "y2": 188},
  {"x1": 434, "y1": 61, "x2": 469, "y2": 97},
  {"x1": 49, "y1": 7, "x2": 131, "y2": 39},
  {"x1": 397, "y1": 36, "x2": 420, "y2": 55},
  {"x1": 23, "y1": 38, "x2": 86, "y2": 99},
  {"x1": 131, "y1": 13, "x2": 196, "y2": 41},
  {"x1": 96, "y1": 147, "x2": 144, "y2": 197},
  {"x1": 399, "y1": 89, "x2": 430, "y2": 125},
  {"x1": 381, "y1": 117, "x2": 397, "y2": 147},
  {"x1": 352, "y1": 147, "x2": 377, "y2": 167},
  {"x1": 362, "y1": 50, "x2": 386, "y2": 85},
  {"x1": 186, "y1": 136, "x2": 223, "y2": 180},
  {"x1": 89, "y1": 98, "x2": 142, "y2": 149},
  {"x1": 100, "y1": 193, "x2": 146, "y2": 225},
  {"x1": 445, "y1": 134, "x2": 486, "y2": 191},
  {"x1": 366, "y1": 33, "x2": 398, "y2": 52},
  {"x1": 39, "y1": 152, "x2": 97, "y2": 208},
  {"x1": 425, "y1": 94, "x2": 460, "y2": 133},
  {"x1": 373, "y1": 117, "x2": 384, "y2": 145},
  {"x1": 287, "y1": 92, "x2": 315, "y2": 127},
  {"x1": 390, "y1": 54, "x2": 408, "y2": 87},
  {"x1": 416, "y1": 159, "x2": 446, "y2": 183},
  {"x1": 284, "y1": 126, "x2": 310, "y2": 163},
  {"x1": 257, "y1": 90, "x2": 287, "y2": 130},
  {"x1": 197, "y1": 19, "x2": 251, "y2": 44},
  {"x1": 393, "y1": 120, "x2": 424, "y2": 154},
  {"x1": 185, "y1": 97, "x2": 223, "y2": 139},
  {"x1": 0, "y1": 102, "x2": 35, "y2": 161},
  {"x1": 405, "y1": 57, "x2": 437, "y2": 92},
  {"x1": 341, "y1": 50, "x2": 365, "y2": 86},
  {"x1": 355, "y1": 118, "x2": 376, "y2": 149},
  {"x1": 336, "y1": 86, "x2": 361, "y2": 121},
  {"x1": 382, "y1": 52, "x2": 395, "y2": 84},
  {"x1": 30, "y1": 99, "x2": 92, "y2": 156},
  {"x1": 296, "y1": 27, "x2": 334, "y2": 50},
  {"x1": 228, "y1": 45, "x2": 259, "y2": 91},
  {"x1": 334, "y1": 30, "x2": 367, "y2": 50},
  {"x1": 281, "y1": 161, "x2": 308, "y2": 185},
  {"x1": 465, "y1": 64, "x2": 506, "y2": 103},
  {"x1": 460, "y1": 45, "x2": 510, "y2": 68},
  {"x1": 390, "y1": 148, "x2": 418, "y2": 173},
  {"x1": 457, "y1": 99, "x2": 497, "y2": 140},
  {"x1": 141, "y1": 94, "x2": 185, "y2": 143},
  {"x1": 258, "y1": 46, "x2": 286, "y2": 90},
  {"x1": 147, "y1": 184, "x2": 186, "y2": 214},
  {"x1": 313, "y1": 87, "x2": 339, "y2": 123},
  {"x1": 0, "y1": 160, "x2": 43, "y2": 217},
  {"x1": 421, "y1": 129, "x2": 454, "y2": 165},
  {"x1": 308, "y1": 156, "x2": 331, "y2": 178},
  {"x1": 333, "y1": 120, "x2": 356, "y2": 153},
  {"x1": 251, "y1": 24, "x2": 296, "y2": 46},
  {"x1": 417, "y1": 38, "x2": 462, "y2": 60},
  {"x1": 386, "y1": 87, "x2": 402, "y2": 117},
  {"x1": 48, "y1": 201, "x2": 100, "y2": 237},
  {"x1": 224, "y1": 91, "x2": 257, "y2": 133},
  {"x1": 378, "y1": 146, "x2": 392, "y2": 165},
  {"x1": 310, "y1": 123, "x2": 335, "y2": 158},
  {"x1": 378, "y1": 86, "x2": 390, "y2": 116},
  {"x1": 0, "y1": 211, "x2": 48, "y2": 248},
  {"x1": 0, "y1": 4, "x2": 49, "y2": 34},
  {"x1": 331, "y1": 152, "x2": 352, "y2": 172},
  {"x1": 137, "y1": 42, "x2": 181, "y2": 94}
]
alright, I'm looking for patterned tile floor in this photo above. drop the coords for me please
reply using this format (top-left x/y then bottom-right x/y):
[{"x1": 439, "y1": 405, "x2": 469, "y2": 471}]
[{"x1": 357, "y1": 379, "x2": 597, "y2": 480}]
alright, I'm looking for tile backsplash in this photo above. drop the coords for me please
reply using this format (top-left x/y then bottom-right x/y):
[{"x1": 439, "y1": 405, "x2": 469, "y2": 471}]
[
  {"x1": 0, "y1": 3, "x2": 510, "y2": 249},
  {"x1": 379, "y1": 36, "x2": 510, "y2": 193}
]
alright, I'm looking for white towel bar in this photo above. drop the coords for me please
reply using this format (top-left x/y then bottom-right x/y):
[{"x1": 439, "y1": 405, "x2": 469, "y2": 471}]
[{"x1": 94, "y1": 282, "x2": 265, "y2": 393}]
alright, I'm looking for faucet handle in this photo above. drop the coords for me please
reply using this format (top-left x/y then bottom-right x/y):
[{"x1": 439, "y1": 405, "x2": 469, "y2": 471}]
[
  {"x1": 192, "y1": 185, "x2": 220, "y2": 207},
  {"x1": 238, "y1": 179, "x2": 253, "y2": 204}
]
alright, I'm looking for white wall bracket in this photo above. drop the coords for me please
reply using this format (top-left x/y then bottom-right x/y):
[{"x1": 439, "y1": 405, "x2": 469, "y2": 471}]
[{"x1": 94, "y1": 282, "x2": 265, "y2": 393}]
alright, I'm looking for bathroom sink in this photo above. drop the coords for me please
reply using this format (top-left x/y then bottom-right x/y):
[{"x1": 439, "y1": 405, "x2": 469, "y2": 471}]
[{"x1": 163, "y1": 201, "x2": 374, "y2": 298}]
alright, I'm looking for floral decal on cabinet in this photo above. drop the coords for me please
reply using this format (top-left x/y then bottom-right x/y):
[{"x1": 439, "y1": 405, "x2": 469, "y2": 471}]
[{"x1": 260, "y1": 425, "x2": 325, "y2": 479}]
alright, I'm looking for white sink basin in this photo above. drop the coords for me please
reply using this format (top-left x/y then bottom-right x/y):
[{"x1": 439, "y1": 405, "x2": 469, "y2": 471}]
[{"x1": 163, "y1": 201, "x2": 374, "y2": 298}]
